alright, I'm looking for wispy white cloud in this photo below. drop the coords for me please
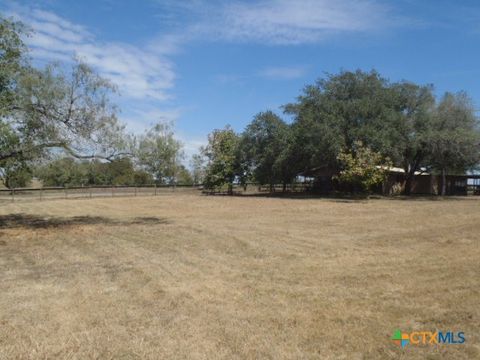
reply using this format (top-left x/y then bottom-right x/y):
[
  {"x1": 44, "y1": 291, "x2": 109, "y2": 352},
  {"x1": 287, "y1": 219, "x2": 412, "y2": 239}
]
[
  {"x1": 30, "y1": 9, "x2": 91, "y2": 40},
  {"x1": 214, "y1": 65, "x2": 307, "y2": 84},
  {"x1": 153, "y1": 0, "x2": 400, "y2": 45},
  {"x1": 9, "y1": 7, "x2": 176, "y2": 101},
  {"x1": 5, "y1": 0, "x2": 404, "y2": 103},
  {"x1": 219, "y1": 0, "x2": 390, "y2": 44},
  {"x1": 259, "y1": 66, "x2": 307, "y2": 80}
]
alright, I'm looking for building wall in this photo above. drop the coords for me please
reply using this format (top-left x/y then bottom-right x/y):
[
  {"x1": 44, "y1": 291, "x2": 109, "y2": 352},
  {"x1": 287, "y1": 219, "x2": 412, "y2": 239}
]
[
  {"x1": 383, "y1": 174, "x2": 470, "y2": 196},
  {"x1": 411, "y1": 175, "x2": 437, "y2": 194}
]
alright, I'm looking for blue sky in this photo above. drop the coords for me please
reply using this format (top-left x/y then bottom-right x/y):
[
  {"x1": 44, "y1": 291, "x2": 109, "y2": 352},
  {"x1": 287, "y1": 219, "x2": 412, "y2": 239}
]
[{"x1": 2, "y1": 0, "x2": 480, "y2": 159}]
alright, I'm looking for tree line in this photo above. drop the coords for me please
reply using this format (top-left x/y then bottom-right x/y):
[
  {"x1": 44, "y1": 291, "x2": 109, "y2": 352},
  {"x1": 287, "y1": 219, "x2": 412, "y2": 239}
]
[
  {"x1": 198, "y1": 71, "x2": 480, "y2": 195},
  {"x1": 2, "y1": 15, "x2": 479, "y2": 194}
]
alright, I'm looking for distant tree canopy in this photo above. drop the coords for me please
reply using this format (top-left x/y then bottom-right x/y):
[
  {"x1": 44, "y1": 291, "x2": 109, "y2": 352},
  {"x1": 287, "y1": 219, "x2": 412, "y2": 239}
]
[
  {"x1": 200, "y1": 70, "x2": 480, "y2": 194},
  {"x1": 190, "y1": 153, "x2": 206, "y2": 186},
  {"x1": 35, "y1": 157, "x2": 155, "y2": 187}
]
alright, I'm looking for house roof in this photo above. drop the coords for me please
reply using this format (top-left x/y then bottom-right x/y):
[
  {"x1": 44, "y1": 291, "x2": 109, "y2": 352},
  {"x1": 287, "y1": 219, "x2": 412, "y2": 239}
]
[{"x1": 376, "y1": 166, "x2": 429, "y2": 175}]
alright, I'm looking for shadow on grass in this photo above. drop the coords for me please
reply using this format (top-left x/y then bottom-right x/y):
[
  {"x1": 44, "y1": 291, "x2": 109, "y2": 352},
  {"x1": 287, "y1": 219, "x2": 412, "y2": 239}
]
[
  {"x1": 236, "y1": 192, "x2": 371, "y2": 203},
  {"x1": 0, "y1": 214, "x2": 170, "y2": 229},
  {"x1": 206, "y1": 191, "x2": 475, "y2": 202}
]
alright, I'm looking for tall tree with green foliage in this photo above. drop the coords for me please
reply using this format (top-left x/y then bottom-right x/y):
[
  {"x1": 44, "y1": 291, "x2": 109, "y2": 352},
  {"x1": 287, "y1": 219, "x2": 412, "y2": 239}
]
[
  {"x1": 0, "y1": 15, "x2": 133, "y2": 188},
  {"x1": 284, "y1": 71, "x2": 438, "y2": 195},
  {"x1": 239, "y1": 111, "x2": 291, "y2": 190},
  {"x1": 386, "y1": 82, "x2": 436, "y2": 194},
  {"x1": 429, "y1": 92, "x2": 480, "y2": 195},
  {"x1": 284, "y1": 70, "x2": 396, "y2": 175},
  {"x1": 137, "y1": 122, "x2": 183, "y2": 184},
  {"x1": 5, "y1": 60, "x2": 130, "y2": 162},
  {"x1": 190, "y1": 153, "x2": 206, "y2": 185},
  {"x1": 203, "y1": 126, "x2": 239, "y2": 194},
  {"x1": 0, "y1": 16, "x2": 30, "y2": 187}
]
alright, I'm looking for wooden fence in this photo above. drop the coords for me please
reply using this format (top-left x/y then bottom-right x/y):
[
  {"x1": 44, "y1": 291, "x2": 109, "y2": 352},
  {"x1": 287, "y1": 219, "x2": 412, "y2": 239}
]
[
  {"x1": 0, "y1": 184, "x2": 200, "y2": 203},
  {"x1": 0, "y1": 182, "x2": 319, "y2": 203},
  {"x1": 202, "y1": 182, "x2": 313, "y2": 195}
]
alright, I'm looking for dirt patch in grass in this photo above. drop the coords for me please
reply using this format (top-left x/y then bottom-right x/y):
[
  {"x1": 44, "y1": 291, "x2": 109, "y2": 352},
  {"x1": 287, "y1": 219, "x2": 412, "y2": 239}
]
[{"x1": 0, "y1": 213, "x2": 170, "y2": 229}]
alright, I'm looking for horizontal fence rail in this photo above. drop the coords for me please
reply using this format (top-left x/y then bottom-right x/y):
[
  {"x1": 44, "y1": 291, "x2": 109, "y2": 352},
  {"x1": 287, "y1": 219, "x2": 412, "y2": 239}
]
[
  {"x1": 5, "y1": 181, "x2": 478, "y2": 203},
  {"x1": 0, "y1": 182, "x2": 316, "y2": 203},
  {"x1": 0, "y1": 184, "x2": 201, "y2": 203},
  {"x1": 201, "y1": 182, "x2": 313, "y2": 195}
]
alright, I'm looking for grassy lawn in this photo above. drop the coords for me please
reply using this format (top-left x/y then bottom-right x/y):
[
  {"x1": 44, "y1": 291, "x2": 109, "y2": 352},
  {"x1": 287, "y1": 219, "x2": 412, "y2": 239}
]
[{"x1": 0, "y1": 194, "x2": 478, "y2": 359}]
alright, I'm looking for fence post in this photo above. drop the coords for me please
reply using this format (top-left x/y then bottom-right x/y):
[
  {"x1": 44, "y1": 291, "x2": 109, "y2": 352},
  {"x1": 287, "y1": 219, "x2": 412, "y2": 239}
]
[
  {"x1": 40, "y1": 188, "x2": 43, "y2": 201},
  {"x1": 135, "y1": 186, "x2": 137, "y2": 197},
  {"x1": 112, "y1": 186, "x2": 114, "y2": 197},
  {"x1": 11, "y1": 188, "x2": 14, "y2": 203},
  {"x1": 65, "y1": 187, "x2": 68, "y2": 199},
  {"x1": 89, "y1": 186, "x2": 92, "y2": 198},
  {"x1": 154, "y1": 184, "x2": 157, "y2": 196}
]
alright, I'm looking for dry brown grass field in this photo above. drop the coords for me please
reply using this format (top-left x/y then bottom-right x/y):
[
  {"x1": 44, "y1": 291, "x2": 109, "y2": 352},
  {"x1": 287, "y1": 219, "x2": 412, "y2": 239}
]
[{"x1": 0, "y1": 194, "x2": 479, "y2": 359}]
